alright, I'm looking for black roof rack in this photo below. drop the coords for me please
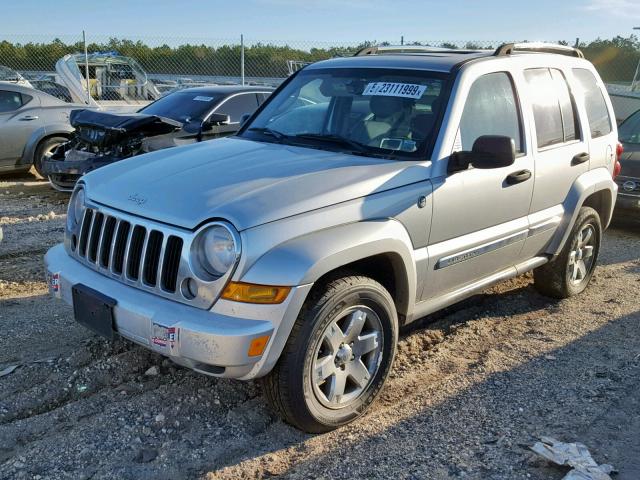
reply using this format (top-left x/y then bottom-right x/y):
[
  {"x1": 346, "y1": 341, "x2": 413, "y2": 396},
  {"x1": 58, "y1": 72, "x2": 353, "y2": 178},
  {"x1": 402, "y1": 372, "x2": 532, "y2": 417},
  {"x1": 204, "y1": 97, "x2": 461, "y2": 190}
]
[
  {"x1": 354, "y1": 45, "x2": 488, "y2": 56},
  {"x1": 494, "y1": 42, "x2": 584, "y2": 58}
]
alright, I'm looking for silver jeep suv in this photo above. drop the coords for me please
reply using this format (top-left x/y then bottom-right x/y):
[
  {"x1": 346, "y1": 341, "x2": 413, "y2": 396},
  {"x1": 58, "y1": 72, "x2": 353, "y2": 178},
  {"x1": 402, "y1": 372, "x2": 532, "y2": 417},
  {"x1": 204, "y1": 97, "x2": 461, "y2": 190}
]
[{"x1": 45, "y1": 43, "x2": 621, "y2": 432}]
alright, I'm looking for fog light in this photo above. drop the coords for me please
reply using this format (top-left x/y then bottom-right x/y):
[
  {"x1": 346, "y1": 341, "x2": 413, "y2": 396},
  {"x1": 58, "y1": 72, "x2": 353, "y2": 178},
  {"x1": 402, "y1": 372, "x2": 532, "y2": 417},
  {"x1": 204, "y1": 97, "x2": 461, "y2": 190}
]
[{"x1": 180, "y1": 278, "x2": 198, "y2": 300}]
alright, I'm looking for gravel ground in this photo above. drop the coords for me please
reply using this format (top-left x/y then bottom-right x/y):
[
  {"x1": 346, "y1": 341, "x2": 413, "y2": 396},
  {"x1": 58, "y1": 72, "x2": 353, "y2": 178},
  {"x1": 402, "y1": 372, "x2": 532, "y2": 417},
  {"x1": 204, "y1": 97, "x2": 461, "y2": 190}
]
[{"x1": 1, "y1": 174, "x2": 639, "y2": 480}]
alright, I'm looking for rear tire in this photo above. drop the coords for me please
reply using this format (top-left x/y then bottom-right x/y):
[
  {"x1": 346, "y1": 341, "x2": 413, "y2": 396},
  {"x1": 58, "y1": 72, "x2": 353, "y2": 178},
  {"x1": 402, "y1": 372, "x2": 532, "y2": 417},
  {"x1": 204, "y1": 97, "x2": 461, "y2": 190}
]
[
  {"x1": 261, "y1": 275, "x2": 398, "y2": 433},
  {"x1": 533, "y1": 206, "x2": 601, "y2": 299},
  {"x1": 32, "y1": 136, "x2": 67, "y2": 179}
]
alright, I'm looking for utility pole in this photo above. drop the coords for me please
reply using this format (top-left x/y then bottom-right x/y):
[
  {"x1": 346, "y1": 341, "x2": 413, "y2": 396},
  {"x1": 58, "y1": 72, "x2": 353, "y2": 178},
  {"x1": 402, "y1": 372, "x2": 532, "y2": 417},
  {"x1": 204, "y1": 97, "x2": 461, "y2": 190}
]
[{"x1": 632, "y1": 28, "x2": 640, "y2": 91}]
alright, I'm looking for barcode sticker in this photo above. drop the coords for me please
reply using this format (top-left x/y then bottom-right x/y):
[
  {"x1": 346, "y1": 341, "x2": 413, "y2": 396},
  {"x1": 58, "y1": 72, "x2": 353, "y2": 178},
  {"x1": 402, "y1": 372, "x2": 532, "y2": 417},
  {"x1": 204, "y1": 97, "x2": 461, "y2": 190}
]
[{"x1": 363, "y1": 82, "x2": 427, "y2": 99}]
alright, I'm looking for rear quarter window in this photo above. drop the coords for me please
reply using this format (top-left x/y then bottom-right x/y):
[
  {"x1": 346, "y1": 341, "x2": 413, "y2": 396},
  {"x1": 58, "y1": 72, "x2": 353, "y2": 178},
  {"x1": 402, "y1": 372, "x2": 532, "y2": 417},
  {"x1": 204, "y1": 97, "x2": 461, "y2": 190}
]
[
  {"x1": 572, "y1": 68, "x2": 612, "y2": 139},
  {"x1": 0, "y1": 90, "x2": 24, "y2": 113}
]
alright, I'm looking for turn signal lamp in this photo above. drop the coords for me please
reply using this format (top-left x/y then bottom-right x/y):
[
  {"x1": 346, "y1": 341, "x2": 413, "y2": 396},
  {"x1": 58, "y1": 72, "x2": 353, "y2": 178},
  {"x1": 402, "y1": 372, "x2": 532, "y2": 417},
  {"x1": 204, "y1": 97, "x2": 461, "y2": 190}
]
[{"x1": 221, "y1": 282, "x2": 291, "y2": 304}]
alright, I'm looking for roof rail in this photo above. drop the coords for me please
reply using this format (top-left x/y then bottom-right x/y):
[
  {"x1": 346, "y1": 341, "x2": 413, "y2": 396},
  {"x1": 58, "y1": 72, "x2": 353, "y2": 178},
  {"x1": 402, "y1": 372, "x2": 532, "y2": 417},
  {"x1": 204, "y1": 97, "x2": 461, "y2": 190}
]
[
  {"x1": 354, "y1": 45, "x2": 487, "y2": 56},
  {"x1": 494, "y1": 42, "x2": 584, "y2": 58}
]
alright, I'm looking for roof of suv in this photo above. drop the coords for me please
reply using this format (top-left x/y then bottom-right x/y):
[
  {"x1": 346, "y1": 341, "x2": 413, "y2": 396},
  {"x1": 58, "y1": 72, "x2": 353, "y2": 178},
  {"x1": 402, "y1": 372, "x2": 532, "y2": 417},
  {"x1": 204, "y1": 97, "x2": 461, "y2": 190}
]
[
  {"x1": 306, "y1": 43, "x2": 587, "y2": 74},
  {"x1": 307, "y1": 52, "x2": 492, "y2": 73}
]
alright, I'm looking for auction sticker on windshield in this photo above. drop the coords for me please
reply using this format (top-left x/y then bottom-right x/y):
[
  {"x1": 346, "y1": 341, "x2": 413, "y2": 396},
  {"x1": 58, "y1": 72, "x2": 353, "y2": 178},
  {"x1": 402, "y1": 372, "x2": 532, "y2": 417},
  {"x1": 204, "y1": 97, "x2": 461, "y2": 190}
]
[
  {"x1": 193, "y1": 96, "x2": 215, "y2": 102},
  {"x1": 363, "y1": 82, "x2": 427, "y2": 99}
]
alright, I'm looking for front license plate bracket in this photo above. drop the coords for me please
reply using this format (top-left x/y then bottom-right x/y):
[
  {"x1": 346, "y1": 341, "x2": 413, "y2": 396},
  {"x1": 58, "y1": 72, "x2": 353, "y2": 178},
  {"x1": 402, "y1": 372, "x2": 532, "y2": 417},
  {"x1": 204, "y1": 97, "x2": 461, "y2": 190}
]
[{"x1": 72, "y1": 283, "x2": 117, "y2": 340}]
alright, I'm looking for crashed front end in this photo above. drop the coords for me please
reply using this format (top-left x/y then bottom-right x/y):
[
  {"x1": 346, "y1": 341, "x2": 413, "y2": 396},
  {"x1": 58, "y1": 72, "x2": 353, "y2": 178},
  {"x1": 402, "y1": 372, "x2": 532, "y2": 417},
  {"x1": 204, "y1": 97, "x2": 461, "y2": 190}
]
[{"x1": 43, "y1": 109, "x2": 181, "y2": 191}]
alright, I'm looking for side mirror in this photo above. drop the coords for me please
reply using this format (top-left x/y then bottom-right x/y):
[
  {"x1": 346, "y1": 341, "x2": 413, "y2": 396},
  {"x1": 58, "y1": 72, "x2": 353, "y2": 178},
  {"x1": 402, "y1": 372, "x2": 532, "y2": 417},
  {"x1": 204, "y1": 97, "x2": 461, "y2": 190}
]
[
  {"x1": 448, "y1": 135, "x2": 516, "y2": 173},
  {"x1": 203, "y1": 113, "x2": 230, "y2": 130},
  {"x1": 240, "y1": 113, "x2": 251, "y2": 126}
]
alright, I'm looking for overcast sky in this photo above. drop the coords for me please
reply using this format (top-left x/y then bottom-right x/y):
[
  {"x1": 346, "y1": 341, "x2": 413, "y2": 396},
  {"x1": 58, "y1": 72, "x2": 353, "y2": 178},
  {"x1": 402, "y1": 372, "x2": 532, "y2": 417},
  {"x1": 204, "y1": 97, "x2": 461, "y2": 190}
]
[{"x1": 2, "y1": 0, "x2": 639, "y2": 43}]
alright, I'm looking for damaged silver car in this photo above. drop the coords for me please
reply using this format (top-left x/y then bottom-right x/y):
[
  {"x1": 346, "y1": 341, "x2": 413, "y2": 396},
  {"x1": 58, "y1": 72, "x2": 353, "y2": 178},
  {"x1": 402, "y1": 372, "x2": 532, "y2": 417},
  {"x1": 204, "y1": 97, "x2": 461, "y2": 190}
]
[{"x1": 43, "y1": 85, "x2": 273, "y2": 191}]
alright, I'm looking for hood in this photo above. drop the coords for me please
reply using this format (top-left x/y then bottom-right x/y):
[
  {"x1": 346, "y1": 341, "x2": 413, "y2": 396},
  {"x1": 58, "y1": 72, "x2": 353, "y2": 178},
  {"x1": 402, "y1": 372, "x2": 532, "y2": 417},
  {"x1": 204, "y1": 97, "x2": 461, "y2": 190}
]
[
  {"x1": 84, "y1": 137, "x2": 430, "y2": 230},
  {"x1": 620, "y1": 141, "x2": 640, "y2": 178},
  {"x1": 70, "y1": 109, "x2": 182, "y2": 147}
]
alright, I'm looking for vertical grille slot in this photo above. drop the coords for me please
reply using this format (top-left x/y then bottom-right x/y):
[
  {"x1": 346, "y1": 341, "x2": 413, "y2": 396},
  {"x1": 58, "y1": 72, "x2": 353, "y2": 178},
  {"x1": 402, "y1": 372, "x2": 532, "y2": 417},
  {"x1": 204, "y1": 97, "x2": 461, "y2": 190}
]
[
  {"x1": 78, "y1": 209, "x2": 93, "y2": 257},
  {"x1": 99, "y1": 217, "x2": 117, "y2": 268},
  {"x1": 143, "y1": 230, "x2": 164, "y2": 286},
  {"x1": 161, "y1": 236, "x2": 183, "y2": 292},
  {"x1": 87, "y1": 212, "x2": 105, "y2": 263},
  {"x1": 112, "y1": 221, "x2": 131, "y2": 274},
  {"x1": 127, "y1": 225, "x2": 146, "y2": 280}
]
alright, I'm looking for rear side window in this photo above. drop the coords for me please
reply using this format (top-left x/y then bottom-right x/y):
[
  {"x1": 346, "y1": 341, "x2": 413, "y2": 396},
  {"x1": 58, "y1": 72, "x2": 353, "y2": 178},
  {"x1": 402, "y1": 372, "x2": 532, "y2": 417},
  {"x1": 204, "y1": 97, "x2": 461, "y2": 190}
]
[
  {"x1": 572, "y1": 68, "x2": 612, "y2": 139},
  {"x1": 0, "y1": 90, "x2": 24, "y2": 113},
  {"x1": 458, "y1": 72, "x2": 522, "y2": 152},
  {"x1": 524, "y1": 68, "x2": 579, "y2": 148}
]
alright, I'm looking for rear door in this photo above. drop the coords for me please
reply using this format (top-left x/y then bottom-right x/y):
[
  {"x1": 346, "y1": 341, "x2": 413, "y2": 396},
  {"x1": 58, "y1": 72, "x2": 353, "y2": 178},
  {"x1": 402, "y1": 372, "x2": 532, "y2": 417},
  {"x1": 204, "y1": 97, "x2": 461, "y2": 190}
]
[
  {"x1": 0, "y1": 90, "x2": 42, "y2": 167},
  {"x1": 520, "y1": 67, "x2": 590, "y2": 258}
]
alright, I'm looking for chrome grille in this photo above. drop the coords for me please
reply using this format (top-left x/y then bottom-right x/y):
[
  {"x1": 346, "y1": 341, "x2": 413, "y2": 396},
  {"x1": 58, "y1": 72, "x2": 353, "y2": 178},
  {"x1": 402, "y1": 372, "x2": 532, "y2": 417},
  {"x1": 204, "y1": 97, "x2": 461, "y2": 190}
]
[{"x1": 73, "y1": 207, "x2": 184, "y2": 293}]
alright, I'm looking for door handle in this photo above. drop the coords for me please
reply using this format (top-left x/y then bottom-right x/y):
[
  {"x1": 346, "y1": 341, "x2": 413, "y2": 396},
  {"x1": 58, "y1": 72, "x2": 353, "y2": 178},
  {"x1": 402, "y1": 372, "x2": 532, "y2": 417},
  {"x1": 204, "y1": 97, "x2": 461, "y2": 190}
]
[
  {"x1": 571, "y1": 152, "x2": 590, "y2": 165},
  {"x1": 505, "y1": 169, "x2": 532, "y2": 185},
  {"x1": 19, "y1": 115, "x2": 39, "y2": 121}
]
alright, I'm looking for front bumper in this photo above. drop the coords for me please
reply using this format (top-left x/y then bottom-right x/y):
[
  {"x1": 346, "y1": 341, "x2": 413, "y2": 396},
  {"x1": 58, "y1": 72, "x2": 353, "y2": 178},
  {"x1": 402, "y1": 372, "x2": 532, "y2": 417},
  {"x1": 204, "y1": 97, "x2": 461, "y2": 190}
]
[
  {"x1": 615, "y1": 193, "x2": 640, "y2": 215},
  {"x1": 45, "y1": 244, "x2": 311, "y2": 379},
  {"x1": 42, "y1": 150, "x2": 121, "y2": 176}
]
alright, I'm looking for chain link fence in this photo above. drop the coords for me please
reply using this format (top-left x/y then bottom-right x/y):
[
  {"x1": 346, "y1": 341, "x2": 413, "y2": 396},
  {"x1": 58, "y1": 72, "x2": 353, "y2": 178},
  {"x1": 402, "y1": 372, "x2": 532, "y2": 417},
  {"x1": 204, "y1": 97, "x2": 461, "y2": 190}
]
[{"x1": 1, "y1": 33, "x2": 639, "y2": 105}]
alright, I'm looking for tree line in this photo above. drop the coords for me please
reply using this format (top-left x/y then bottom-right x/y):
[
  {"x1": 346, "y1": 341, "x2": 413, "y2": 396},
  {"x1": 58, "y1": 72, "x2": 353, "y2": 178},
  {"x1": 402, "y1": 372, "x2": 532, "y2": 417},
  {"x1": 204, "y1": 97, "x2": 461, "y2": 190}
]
[{"x1": 0, "y1": 36, "x2": 638, "y2": 82}]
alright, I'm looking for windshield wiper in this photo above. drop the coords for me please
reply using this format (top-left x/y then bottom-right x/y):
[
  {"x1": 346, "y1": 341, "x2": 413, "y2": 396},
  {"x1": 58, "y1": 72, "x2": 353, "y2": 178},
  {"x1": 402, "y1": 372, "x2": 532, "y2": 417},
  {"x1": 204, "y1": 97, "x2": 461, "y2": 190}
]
[
  {"x1": 292, "y1": 133, "x2": 394, "y2": 159},
  {"x1": 292, "y1": 133, "x2": 368, "y2": 152},
  {"x1": 247, "y1": 127, "x2": 287, "y2": 142}
]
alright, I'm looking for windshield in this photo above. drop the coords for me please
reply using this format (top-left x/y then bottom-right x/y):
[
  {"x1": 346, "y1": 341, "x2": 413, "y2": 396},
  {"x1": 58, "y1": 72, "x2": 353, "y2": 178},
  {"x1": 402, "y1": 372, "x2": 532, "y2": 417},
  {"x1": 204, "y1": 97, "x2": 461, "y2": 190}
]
[
  {"x1": 619, "y1": 109, "x2": 640, "y2": 144},
  {"x1": 241, "y1": 68, "x2": 449, "y2": 159},
  {"x1": 141, "y1": 91, "x2": 223, "y2": 123}
]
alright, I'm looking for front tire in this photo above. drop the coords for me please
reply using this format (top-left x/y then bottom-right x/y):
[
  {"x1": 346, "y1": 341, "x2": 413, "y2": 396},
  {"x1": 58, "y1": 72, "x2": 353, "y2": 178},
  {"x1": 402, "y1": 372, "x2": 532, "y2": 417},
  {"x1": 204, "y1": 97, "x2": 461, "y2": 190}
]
[
  {"x1": 534, "y1": 206, "x2": 602, "y2": 299},
  {"x1": 32, "y1": 136, "x2": 67, "y2": 179},
  {"x1": 261, "y1": 275, "x2": 398, "y2": 433}
]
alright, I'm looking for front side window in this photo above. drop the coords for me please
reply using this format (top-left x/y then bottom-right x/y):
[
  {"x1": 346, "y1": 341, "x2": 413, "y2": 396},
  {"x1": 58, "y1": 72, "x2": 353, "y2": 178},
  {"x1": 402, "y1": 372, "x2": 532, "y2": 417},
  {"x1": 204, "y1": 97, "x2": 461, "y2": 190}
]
[
  {"x1": 241, "y1": 68, "x2": 449, "y2": 160},
  {"x1": 458, "y1": 72, "x2": 522, "y2": 152},
  {"x1": 0, "y1": 90, "x2": 23, "y2": 113},
  {"x1": 572, "y1": 68, "x2": 612, "y2": 139},
  {"x1": 216, "y1": 93, "x2": 259, "y2": 122}
]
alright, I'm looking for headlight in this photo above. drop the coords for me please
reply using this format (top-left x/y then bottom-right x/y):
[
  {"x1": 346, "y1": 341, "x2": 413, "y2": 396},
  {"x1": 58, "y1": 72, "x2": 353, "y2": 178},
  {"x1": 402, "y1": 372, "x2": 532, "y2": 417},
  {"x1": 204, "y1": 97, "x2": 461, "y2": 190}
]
[
  {"x1": 67, "y1": 187, "x2": 85, "y2": 230},
  {"x1": 192, "y1": 223, "x2": 240, "y2": 279}
]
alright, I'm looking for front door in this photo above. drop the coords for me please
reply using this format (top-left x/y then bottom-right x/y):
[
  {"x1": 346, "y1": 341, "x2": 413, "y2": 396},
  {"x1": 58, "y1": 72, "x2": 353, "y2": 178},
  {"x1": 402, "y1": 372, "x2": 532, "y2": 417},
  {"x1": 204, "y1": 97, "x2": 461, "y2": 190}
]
[
  {"x1": 0, "y1": 90, "x2": 41, "y2": 168},
  {"x1": 423, "y1": 71, "x2": 534, "y2": 300}
]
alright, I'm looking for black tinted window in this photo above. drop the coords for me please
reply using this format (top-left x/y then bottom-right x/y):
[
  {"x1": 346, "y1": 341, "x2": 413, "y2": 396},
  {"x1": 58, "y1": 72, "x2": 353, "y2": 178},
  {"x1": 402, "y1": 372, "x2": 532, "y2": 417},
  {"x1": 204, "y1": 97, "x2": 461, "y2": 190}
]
[
  {"x1": 459, "y1": 72, "x2": 522, "y2": 152},
  {"x1": 619, "y1": 109, "x2": 640, "y2": 144},
  {"x1": 217, "y1": 93, "x2": 259, "y2": 122},
  {"x1": 141, "y1": 91, "x2": 223, "y2": 123},
  {"x1": 0, "y1": 90, "x2": 23, "y2": 113},
  {"x1": 573, "y1": 68, "x2": 612, "y2": 139}
]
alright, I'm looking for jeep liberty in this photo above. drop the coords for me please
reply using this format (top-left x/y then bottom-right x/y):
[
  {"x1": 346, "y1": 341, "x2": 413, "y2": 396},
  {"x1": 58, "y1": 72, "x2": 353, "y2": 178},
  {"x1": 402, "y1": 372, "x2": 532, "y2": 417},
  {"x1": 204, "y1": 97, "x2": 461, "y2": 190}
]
[{"x1": 45, "y1": 43, "x2": 621, "y2": 432}]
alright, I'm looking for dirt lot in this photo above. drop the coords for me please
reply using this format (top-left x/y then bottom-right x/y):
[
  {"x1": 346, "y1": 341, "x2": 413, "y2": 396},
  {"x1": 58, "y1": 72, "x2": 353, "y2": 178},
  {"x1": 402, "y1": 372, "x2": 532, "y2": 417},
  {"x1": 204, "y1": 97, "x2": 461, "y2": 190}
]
[{"x1": 1, "y1": 174, "x2": 639, "y2": 480}]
